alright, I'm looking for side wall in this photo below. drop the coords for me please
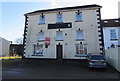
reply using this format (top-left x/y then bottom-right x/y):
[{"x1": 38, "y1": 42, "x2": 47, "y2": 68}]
[
  {"x1": 0, "y1": 38, "x2": 10, "y2": 56},
  {"x1": 105, "y1": 48, "x2": 120, "y2": 72}
]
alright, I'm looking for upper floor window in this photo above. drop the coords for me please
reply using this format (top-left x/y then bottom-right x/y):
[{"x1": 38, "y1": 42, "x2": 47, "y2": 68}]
[
  {"x1": 76, "y1": 12, "x2": 82, "y2": 21},
  {"x1": 57, "y1": 13, "x2": 62, "y2": 23},
  {"x1": 76, "y1": 30, "x2": 84, "y2": 40},
  {"x1": 40, "y1": 15, "x2": 45, "y2": 24},
  {"x1": 56, "y1": 31, "x2": 63, "y2": 41},
  {"x1": 38, "y1": 32, "x2": 45, "y2": 41},
  {"x1": 110, "y1": 29, "x2": 117, "y2": 40}
]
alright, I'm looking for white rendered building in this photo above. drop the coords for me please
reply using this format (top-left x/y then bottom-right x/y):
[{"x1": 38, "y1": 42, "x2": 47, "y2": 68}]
[
  {"x1": 23, "y1": 4, "x2": 104, "y2": 59},
  {"x1": 102, "y1": 18, "x2": 120, "y2": 49}
]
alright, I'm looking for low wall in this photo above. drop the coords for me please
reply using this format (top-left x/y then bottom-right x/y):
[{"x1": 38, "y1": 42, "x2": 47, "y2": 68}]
[{"x1": 105, "y1": 48, "x2": 120, "y2": 72}]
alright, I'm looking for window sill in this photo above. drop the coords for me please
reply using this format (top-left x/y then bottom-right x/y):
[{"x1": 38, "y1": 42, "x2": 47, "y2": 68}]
[
  {"x1": 31, "y1": 54, "x2": 44, "y2": 56},
  {"x1": 75, "y1": 54, "x2": 87, "y2": 57},
  {"x1": 56, "y1": 40, "x2": 64, "y2": 41},
  {"x1": 75, "y1": 20, "x2": 83, "y2": 22},
  {"x1": 56, "y1": 22, "x2": 63, "y2": 24},
  {"x1": 38, "y1": 23, "x2": 45, "y2": 25},
  {"x1": 38, "y1": 40, "x2": 45, "y2": 42},
  {"x1": 76, "y1": 39, "x2": 84, "y2": 41},
  {"x1": 110, "y1": 39, "x2": 118, "y2": 41}
]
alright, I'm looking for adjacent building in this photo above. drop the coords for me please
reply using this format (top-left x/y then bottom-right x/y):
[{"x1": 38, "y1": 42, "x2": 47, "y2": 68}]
[
  {"x1": 0, "y1": 37, "x2": 11, "y2": 56},
  {"x1": 23, "y1": 4, "x2": 104, "y2": 59},
  {"x1": 102, "y1": 18, "x2": 120, "y2": 49}
]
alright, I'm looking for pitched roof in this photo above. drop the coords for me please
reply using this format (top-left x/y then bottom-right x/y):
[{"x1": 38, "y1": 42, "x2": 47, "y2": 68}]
[
  {"x1": 25, "y1": 4, "x2": 102, "y2": 16},
  {"x1": 101, "y1": 18, "x2": 120, "y2": 27}
]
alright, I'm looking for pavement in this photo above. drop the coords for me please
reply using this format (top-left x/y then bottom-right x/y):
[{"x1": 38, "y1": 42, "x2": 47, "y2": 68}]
[{"x1": 2, "y1": 59, "x2": 120, "y2": 79}]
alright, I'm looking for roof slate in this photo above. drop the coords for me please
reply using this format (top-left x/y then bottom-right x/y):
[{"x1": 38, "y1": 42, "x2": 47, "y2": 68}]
[{"x1": 101, "y1": 18, "x2": 120, "y2": 27}]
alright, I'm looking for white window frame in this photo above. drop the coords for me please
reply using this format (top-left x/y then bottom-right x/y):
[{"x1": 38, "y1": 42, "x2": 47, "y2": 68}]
[
  {"x1": 76, "y1": 30, "x2": 84, "y2": 40},
  {"x1": 57, "y1": 13, "x2": 62, "y2": 23},
  {"x1": 40, "y1": 15, "x2": 45, "y2": 24},
  {"x1": 38, "y1": 32, "x2": 45, "y2": 41},
  {"x1": 76, "y1": 44, "x2": 87, "y2": 55},
  {"x1": 33, "y1": 44, "x2": 43, "y2": 55},
  {"x1": 110, "y1": 29, "x2": 117, "y2": 39},
  {"x1": 76, "y1": 12, "x2": 82, "y2": 21},
  {"x1": 56, "y1": 31, "x2": 63, "y2": 41}
]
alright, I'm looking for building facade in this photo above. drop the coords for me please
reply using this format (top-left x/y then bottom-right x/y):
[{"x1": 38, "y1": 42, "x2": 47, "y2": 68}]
[
  {"x1": 23, "y1": 4, "x2": 104, "y2": 59},
  {"x1": 102, "y1": 18, "x2": 120, "y2": 49}
]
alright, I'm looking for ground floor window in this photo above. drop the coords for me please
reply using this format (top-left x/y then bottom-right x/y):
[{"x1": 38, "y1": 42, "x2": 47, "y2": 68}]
[
  {"x1": 33, "y1": 44, "x2": 43, "y2": 54},
  {"x1": 76, "y1": 43, "x2": 87, "y2": 54}
]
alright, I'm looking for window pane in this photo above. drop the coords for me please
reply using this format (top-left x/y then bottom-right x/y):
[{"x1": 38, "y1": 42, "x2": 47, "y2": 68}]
[
  {"x1": 39, "y1": 32, "x2": 45, "y2": 40},
  {"x1": 76, "y1": 31, "x2": 84, "y2": 40},
  {"x1": 57, "y1": 13, "x2": 62, "y2": 22},
  {"x1": 110, "y1": 29, "x2": 116, "y2": 39},
  {"x1": 40, "y1": 15, "x2": 45, "y2": 24},
  {"x1": 56, "y1": 31, "x2": 62, "y2": 40},
  {"x1": 76, "y1": 12, "x2": 82, "y2": 21}
]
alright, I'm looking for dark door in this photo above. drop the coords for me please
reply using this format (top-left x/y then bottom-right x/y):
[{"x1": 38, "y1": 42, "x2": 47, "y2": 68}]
[{"x1": 56, "y1": 45, "x2": 63, "y2": 59}]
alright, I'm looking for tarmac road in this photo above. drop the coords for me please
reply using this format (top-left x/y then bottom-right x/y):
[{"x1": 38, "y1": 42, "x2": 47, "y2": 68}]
[{"x1": 2, "y1": 59, "x2": 120, "y2": 79}]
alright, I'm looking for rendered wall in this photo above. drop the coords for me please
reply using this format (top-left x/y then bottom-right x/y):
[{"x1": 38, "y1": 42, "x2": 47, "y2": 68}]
[
  {"x1": 105, "y1": 48, "x2": 120, "y2": 72},
  {"x1": 24, "y1": 8, "x2": 101, "y2": 59},
  {"x1": 103, "y1": 27, "x2": 119, "y2": 49}
]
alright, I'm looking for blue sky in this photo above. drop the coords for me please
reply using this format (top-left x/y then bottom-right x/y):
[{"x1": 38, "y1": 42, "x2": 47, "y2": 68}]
[
  {"x1": 1, "y1": 0, "x2": 119, "y2": 43},
  {"x1": 1, "y1": 2, "x2": 52, "y2": 43}
]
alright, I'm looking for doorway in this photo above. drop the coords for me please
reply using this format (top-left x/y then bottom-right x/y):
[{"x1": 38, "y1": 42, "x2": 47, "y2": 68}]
[{"x1": 56, "y1": 45, "x2": 63, "y2": 60}]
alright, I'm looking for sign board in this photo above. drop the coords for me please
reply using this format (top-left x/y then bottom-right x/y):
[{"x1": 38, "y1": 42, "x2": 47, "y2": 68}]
[{"x1": 45, "y1": 37, "x2": 50, "y2": 45}]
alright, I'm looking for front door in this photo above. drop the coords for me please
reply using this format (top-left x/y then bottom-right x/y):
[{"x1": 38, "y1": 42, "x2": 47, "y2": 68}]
[{"x1": 56, "y1": 45, "x2": 63, "y2": 60}]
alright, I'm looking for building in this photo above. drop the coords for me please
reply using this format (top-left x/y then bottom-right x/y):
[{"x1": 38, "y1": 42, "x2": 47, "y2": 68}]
[
  {"x1": 102, "y1": 18, "x2": 120, "y2": 49},
  {"x1": 23, "y1": 4, "x2": 104, "y2": 59},
  {"x1": 0, "y1": 37, "x2": 11, "y2": 56}
]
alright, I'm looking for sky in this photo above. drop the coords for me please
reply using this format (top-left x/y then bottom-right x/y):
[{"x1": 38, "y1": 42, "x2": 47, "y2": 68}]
[{"x1": 1, "y1": 0, "x2": 120, "y2": 43}]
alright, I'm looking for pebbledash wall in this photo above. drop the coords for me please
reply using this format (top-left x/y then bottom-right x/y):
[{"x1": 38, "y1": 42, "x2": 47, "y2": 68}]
[{"x1": 23, "y1": 4, "x2": 104, "y2": 59}]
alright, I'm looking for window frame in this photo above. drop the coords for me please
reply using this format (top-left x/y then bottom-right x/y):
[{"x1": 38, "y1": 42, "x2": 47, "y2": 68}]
[
  {"x1": 110, "y1": 29, "x2": 117, "y2": 40},
  {"x1": 75, "y1": 12, "x2": 82, "y2": 22},
  {"x1": 56, "y1": 31, "x2": 63, "y2": 41},
  {"x1": 33, "y1": 44, "x2": 44, "y2": 56},
  {"x1": 38, "y1": 32, "x2": 45, "y2": 41},
  {"x1": 76, "y1": 30, "x2": 84, "y2": 41},
  {"x1": 39, "y1": 15, "x2": 45, "y2": 24},
  {"x1": 56, "y1": 13, "x2": 63, "y2": 23},
  {"x1": 75, "y1": 44, "x2": 87, "y2": 55}
]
